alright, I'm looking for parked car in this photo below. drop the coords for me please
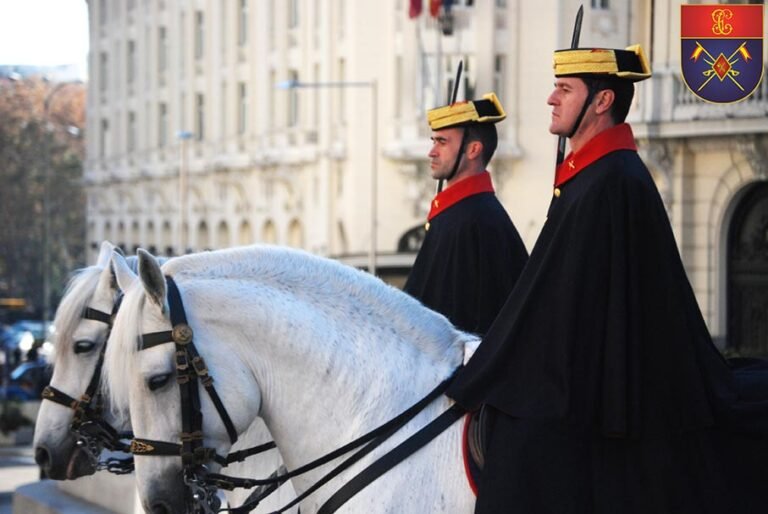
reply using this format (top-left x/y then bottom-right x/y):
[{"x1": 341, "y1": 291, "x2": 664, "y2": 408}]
[
  {"x1": 1, "y1": 320, "x2": 54, "y2": 368},
  {"x1": 0, "y1": 359, "x2": 52, "y2": 401}
]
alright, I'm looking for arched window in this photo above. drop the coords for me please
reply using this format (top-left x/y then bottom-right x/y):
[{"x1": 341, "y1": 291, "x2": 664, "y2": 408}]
[
  {"x1": 288, "y1": 219, "x2": 303, "y2": 248},
  {"x1": 238, "y1": 220, "x2": 253, "y2": 246}
]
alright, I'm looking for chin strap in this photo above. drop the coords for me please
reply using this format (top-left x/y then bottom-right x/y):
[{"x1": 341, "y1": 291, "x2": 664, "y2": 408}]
[
  {"x1": 437, "y1": 128, "x2": 469, "y2": 193},
  {"x1": 566, "y1": 85, "x2": 597, "y2": 139}
]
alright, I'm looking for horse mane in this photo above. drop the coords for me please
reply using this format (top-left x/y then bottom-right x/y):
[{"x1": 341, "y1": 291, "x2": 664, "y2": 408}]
[
  {"x1": 104, "y1": 245, "x2": 472, "y2": 420},
  {"x1": 165, "y1": 245, "x2": 468, "y2": 360},
  {"x1": 52, "y1": 257, "x2": 140, "y2": 362}
]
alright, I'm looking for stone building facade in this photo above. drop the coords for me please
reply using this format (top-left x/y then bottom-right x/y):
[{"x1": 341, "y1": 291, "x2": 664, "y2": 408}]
[{"x1": 84, "y1": 0, "x2": 767, "y2": 354}]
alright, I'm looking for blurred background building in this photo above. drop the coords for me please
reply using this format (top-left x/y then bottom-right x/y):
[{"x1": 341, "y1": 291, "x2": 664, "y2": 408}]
[{"x1": 83, "y1": 0, "x2": 767, "y2": 355}]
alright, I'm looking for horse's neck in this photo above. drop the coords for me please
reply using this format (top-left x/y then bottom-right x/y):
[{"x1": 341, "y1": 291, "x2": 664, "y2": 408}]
[{"x1": 183, "y1": 277, "x2": 461, "y2": 477}]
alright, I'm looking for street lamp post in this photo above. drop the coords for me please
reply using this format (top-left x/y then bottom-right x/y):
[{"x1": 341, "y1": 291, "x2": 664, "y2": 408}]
[
  {"x1": 277, "y1": 79, "x2": 379, "y2": 276},
  {"x1": 41, "y1": 82, "x2": 75, "y2": 331}
]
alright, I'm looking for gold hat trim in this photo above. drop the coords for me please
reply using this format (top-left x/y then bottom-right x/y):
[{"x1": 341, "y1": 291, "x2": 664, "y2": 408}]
[
  {"x1": 553, "y1": 45, "x2": 651, "y2": 82},
  {"x1": 427, "y1": 92, "x2": 506, "y2": 130}
]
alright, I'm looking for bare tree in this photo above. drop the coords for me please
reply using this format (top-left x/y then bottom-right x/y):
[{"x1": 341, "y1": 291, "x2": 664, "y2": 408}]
[{"x1": 0, "y1": 77, "x2": 86, "y2": 320}]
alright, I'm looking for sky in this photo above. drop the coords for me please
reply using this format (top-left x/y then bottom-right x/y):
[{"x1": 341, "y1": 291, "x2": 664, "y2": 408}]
[{"x1": 0, "y1": 0, "x2": 89, "y2": 72}]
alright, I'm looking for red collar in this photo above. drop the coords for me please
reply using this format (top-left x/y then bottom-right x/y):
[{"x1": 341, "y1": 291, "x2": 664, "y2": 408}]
[
  {"x1": 428, "y1": 171, "x2": 495, "y2": 221},
  {"x1": 555, "y1": 123, "x2": 637, "y2": 187}
]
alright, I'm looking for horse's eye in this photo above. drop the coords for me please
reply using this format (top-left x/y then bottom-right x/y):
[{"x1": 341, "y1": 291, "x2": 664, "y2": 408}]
[
  {"x1": 74, "y1": 340, "x2": 96, "y2": 354},
  {"x1": 148, "y1": 374, "x2": 171, "y2": 391}
]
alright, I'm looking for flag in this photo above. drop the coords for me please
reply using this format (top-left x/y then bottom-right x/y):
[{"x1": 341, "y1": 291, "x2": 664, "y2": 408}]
[
  {"x1": 430, "y1": 0, "x2": 441, "y2": 17},
  {"x1": 409, "y1": 0, "x2": 422, "y2": 18}
]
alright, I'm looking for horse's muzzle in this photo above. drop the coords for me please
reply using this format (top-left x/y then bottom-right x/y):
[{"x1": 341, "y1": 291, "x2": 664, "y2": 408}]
[{"x1": 34, "y1": 442, "x2": 96, "y2": 480}]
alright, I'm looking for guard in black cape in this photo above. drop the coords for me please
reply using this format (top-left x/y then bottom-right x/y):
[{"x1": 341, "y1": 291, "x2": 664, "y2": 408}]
[
  {"x1": 403, "y1": 93, "x2": 528, "y2": 336},
  {"x1": 446, "y1": 45, "x2": 768, "y2": 513}
]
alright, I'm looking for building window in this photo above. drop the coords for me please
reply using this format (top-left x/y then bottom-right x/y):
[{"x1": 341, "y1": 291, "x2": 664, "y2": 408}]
[
  {"x1": 100, "y1": 0, "x2": 108, "y2": 24},
  {"x1": 493, "y1": 55, "x2": 505, "y2": 98},
  {"x1": 220, "y1": 1, "x2": 228, "y2": 60},
  {"x1": 127, "y1": 40, "x2": 136, "y2": 83},
  {"x1": 394, "y1": 56, "x2": 402, "y2": 119},
  {"x1": 591, "y1": 0, "x2": 609, "y2": 8},
  {"x1": 269, "y1": 70, "x2": 276, "y2": 128},
  {"x1": 180, "y1": 92, "x2": 187, "y2": 134},
  {"x1": 238, "y1": 82, "x2": 248, "y2": 134},
  {"x1": 99, "y1": 52, "x2": 108, "y2": 91},
  {"x1": 220, "y1": 82, "x2": 227, "y2": 137},
  {"x1": 195, "y1": 11, "x2": 205, "y2": 60},
  {"x1": 100, "y1": 119, "x2": 110, "y2": 158},
  {"x1": 288, "y1": 70, "x2": 299, "y2": 127},
  {"x1": 195, "y1": 93, "x2": 205, "y2": 140},
  {"x1": 269, "y1": 0, "x2": 276, "y2": 50},
  {"x1": 338, "y1": 0, "x2": 345, "y2": 39},
  {"x1": 288, "y1": 0, "x2": 299, "y2": 29},
  {"x1": 158, "y1": 103, "x2": 168, "y2": 148},
  {"x1": 179, "y1": 11, "x2": 186, "y2": 75},
  {"x1": 158, "y1": 26, "x2": 168, "y2": 72},
  {"x1": 127, "y1": 111, "x2": 136, "y2": 152},
  {"x1": 238, "y1": 0, "x2": 248, "y2": 46},
  {"x1": 337, "y1": 58, "x2": 345, "y2": 124}
]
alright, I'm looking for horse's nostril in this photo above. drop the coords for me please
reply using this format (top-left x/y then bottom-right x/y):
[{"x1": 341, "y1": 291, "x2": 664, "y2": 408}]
[
  {"x1": 34, "y1": 447, "x2": 51, "y2": 469},
  {"x1": 150, "y1": 503, "x2": 172, "y2": 514}
]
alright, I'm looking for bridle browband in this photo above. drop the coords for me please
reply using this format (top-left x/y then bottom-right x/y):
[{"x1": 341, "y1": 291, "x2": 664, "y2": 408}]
[
  {"x1": 41, "y1": 295, "x2": 135, "y2": 474},
  {"x1": 132, "y1": 274, "x2": 465, "y2": 514}
]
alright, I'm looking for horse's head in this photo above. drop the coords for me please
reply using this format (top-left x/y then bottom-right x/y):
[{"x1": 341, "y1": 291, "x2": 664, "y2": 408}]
[
  {"x1": 104, "y1": 249, "x2": 261, "y2": 514},
  {"x1": 34, "y1": 241, "x2": 129, "y2": 479}
]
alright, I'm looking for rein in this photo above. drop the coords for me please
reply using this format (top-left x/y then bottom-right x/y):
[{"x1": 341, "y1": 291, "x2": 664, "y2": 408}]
[
  {"x1": 133, "y1": 275, "x2": 465, "y2": 514},
  {"x1": 42, "y1": 296, "x2": 135, "y2": 474}
]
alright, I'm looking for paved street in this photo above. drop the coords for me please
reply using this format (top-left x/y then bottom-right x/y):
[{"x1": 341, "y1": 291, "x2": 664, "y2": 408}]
[{"x1": 0, "y1": 444, "x2": 40, "y2": 513}]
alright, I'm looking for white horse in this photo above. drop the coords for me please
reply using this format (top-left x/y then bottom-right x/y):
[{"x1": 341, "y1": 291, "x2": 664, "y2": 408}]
[
  {"x1": 104, "y1": 245, "x2": 478, "y2": 514},
  {"x1": 34, "y1": 241, "x2": 296, "y2": 512},
  {"x1": 34, "y1": 241, "x2": 129, "y2": 479}
]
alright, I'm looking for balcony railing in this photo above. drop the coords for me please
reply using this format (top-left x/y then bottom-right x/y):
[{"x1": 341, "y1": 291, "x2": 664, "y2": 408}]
[{"x1": 636, "y1": 64, "x2": 768, "y2": 126}]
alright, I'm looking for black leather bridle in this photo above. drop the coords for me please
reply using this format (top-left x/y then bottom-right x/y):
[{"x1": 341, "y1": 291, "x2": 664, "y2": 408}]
[
  {"x1": 131, "y1": 275, "x2": 279, "y2": 513},
  {"x1": 132, "y1": 275, "x2": 465, "y2": 514},
  {"x1": 41, "y1": 296, "x2": 135, "y2": 474}
]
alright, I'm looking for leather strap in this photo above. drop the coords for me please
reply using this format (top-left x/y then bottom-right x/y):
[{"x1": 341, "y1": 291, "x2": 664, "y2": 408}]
[{"x1": 318, "y1": 404, "x2": 466, "y2": 514}]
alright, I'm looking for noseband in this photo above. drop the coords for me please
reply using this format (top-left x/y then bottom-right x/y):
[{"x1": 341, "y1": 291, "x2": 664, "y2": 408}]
[{"x1": 41, "y1": 295, "x2": 135, "y2": 474}]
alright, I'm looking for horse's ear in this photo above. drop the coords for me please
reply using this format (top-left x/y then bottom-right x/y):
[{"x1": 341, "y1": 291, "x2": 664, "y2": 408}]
[
  {"x1": 111, "y1": 250, "x2": 137, "y2": 292},
  {"x1": 137, "y1": 248, "x2": 166, "y2": 307},
  {"x1": 96, "y1": 241, "x2": 115, "y2": 268}
]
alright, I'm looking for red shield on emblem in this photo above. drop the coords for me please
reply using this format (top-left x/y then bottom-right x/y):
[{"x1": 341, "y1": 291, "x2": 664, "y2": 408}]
[{"x1": 681, "y1": 4, "x2": 764, "y2": 103}]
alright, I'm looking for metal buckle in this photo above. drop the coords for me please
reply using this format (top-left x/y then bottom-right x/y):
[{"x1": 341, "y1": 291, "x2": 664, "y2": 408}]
[
  {"x1": 191, "y1": 356, "x2": 209, "y2": 377},
  {"x1": 176, "y1": 350, "x2": 189, "y2": 371}
]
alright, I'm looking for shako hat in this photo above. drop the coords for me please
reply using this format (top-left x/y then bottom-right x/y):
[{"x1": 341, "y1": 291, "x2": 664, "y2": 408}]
[
  {"x1": 427, "y1": 92, "x2": 506, "y2": 130},
  {"x1": 553, "y1": 44, "x2": 651, "y2": 82}
]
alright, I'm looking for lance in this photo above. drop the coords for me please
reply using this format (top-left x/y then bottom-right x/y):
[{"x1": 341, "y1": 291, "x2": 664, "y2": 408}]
[
  {"x1": 555, "y1": 5, "x2": 584, "y2": 172},
  {"x1": 436, "y1": 59, "x2": 464, "y2": 194}
]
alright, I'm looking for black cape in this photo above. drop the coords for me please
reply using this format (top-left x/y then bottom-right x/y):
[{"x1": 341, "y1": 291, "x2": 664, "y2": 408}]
[
  {"x1": 447, "y1": 149, "x2": 768, "y2": 513},
  {"x1": 404, "y1": 192, "x2": 528, "y2": 335}
]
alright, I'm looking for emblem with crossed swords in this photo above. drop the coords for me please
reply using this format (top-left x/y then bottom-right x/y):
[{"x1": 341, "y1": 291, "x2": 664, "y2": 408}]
[{"x1": 690, "y1": 40, "x2": 752, "y2": 92}]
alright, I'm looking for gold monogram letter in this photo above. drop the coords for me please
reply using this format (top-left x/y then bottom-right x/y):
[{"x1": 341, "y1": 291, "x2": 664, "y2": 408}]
[{"x1": 711, "y1": 9, "x2": 733, "y2": 36}]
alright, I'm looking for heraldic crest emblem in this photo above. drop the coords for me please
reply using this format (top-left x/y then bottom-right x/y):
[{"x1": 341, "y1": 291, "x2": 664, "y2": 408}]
[{"x1": 681, "y1": 4, "x2": 764, "y2": 103}]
